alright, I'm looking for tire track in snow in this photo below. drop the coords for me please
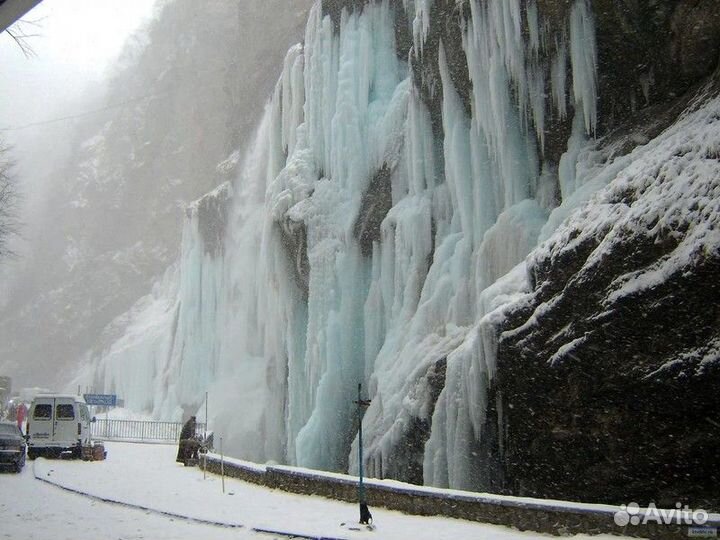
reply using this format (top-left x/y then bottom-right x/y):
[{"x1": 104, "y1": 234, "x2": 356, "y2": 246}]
[{"x1": 31, "y1": 460, "x2": 349, "y2": 540}]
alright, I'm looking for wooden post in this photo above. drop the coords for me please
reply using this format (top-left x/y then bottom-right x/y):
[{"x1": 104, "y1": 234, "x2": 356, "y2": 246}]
[
  {"x1": 220, "y1": 436, "x2": 225, "y2": 494},
  {"x1": 204, "y1": 391, "x2": 208, "y2": 441}
]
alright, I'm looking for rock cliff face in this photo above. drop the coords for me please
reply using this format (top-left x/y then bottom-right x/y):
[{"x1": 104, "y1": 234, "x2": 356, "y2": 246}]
[
  {"x1": 488, "y1": 1, "x2": 720, "y2": 507},
  {"x1": 320, "y1": 0, "x2": 720, "y2": 506},
  {"x1": 493, "y1": 72, "x2": 720, "y2": 507}
]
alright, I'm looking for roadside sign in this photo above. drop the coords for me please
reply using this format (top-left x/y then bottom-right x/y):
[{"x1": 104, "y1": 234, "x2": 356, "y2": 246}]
[{"x1": 83, "y1": 394, "x2": 117, "y2": 407}]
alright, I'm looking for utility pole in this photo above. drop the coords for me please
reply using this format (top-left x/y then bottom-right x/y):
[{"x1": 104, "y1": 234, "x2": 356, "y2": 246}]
[{"x1": 354, "y1": 383, "x2": 372, "y2": 525}]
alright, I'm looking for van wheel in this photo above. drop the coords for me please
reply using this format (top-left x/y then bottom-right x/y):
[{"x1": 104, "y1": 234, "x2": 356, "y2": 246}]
[{"x1": 27, "y1": 449, "x2": 38, "y2": 460}]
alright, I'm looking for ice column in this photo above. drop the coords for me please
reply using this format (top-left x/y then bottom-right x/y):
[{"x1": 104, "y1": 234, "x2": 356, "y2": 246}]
[
  {"x1": 287, "y1": 1, "x2": 412, "y2": 471},
  {"x1": 569, "y1": 0, "x2": 598, "y2": 135},
  {"x1": 403, "y1": 0, "x2": 434, "y2": 55}
]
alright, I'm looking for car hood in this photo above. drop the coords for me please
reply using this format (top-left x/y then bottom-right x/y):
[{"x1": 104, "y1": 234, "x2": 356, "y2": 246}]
[{"x1": 0, "y1": 435, "x2": 25, "y2": 445}]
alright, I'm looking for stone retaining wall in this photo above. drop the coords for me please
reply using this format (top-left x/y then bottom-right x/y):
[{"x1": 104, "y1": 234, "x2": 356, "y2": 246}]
[{"x1": 203, "y1": 455, "x2": 717, "y2": 539}]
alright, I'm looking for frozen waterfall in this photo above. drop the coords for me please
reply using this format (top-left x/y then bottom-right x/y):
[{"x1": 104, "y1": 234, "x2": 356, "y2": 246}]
[{"x1": 83, "y1": 0, "x2": 603, "y2": 491}]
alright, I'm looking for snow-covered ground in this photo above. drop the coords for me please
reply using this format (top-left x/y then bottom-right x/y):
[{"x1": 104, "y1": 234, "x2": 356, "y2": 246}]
[{"x1": 0, "y1": 442, "x2": 634, "y2": 540}]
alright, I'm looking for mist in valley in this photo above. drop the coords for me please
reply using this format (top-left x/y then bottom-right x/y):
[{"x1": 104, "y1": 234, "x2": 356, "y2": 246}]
[{"x1": 0, "y1": 0, "x2": 314, "y2": 389}]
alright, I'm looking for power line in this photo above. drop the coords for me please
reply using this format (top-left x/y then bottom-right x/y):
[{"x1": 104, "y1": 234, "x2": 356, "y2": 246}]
[{"x1": 0, "y1": 90, "x2": 170, "y2": 132}]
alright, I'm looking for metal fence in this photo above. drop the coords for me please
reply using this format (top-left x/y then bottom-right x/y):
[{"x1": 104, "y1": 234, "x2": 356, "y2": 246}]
[{"x1": 91, "y1": 419, "x2": 207, "y2": 442}]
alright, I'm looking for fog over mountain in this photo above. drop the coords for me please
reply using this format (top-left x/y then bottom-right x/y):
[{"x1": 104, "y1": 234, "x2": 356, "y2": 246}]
[{"x1": 0, "y1": 0, "x2": 314, "y2": 387}]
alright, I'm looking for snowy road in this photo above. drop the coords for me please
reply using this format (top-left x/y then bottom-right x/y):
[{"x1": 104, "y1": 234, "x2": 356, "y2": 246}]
[
  {"x1": 0, "y1": 458, "x2": 249, "y2": 539},
  {"x1": 0, "y1": 442, "x2": 632, "y2": 540}
]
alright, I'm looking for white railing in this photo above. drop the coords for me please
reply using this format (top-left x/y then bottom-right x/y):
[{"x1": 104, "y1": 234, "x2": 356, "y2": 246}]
[{"x1": 91, "y1": 419, "x2": 207, "y2": 442}]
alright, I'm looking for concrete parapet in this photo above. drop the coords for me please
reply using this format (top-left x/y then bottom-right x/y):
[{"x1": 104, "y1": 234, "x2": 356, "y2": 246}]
[{"x1": 203, "y1": 455, "x2": 718, "y2": 539}]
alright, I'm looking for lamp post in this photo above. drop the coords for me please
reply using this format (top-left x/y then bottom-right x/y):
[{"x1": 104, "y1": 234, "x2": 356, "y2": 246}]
[{"x1": 354, "y1": 383, "x2": 372, "y2": 525}]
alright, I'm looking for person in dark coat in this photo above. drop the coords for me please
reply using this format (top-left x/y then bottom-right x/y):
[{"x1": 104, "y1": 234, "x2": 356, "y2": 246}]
[{"x1": 176, "y1": 415, "x2": 199, "y2": 464}]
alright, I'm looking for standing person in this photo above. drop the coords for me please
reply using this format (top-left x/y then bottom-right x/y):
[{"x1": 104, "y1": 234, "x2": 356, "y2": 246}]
[
  {"x1": 16, "y1": 402, "x2": 27, "y2": 434},
  {"x1": 176, "y1": 415, "x2": 198, "y2": 464},
  {"x1": 6, "y1": 401, "x2": 16, "y2": 422}
]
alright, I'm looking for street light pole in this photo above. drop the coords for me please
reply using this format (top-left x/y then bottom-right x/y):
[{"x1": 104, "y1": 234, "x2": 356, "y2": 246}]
[{"x1": 354, "y1": 383, "x2": 372, "y2": 525}]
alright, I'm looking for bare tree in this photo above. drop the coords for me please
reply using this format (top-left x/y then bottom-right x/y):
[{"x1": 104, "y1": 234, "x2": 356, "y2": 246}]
[
  {"x1": 5, "y1": 19, "x2": 41, "y2": 58},
  {"x1": 0, "y1": 141, "x2": 19, "y2": 259}
]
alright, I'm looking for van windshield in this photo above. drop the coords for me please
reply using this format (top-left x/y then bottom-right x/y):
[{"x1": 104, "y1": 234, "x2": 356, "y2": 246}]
[
  {"x1": 56, "y1": 404, "x2": 75, "y2": 420},
  {"x1": 33, "y1": 404, "x2": 52, "y2": 419}
]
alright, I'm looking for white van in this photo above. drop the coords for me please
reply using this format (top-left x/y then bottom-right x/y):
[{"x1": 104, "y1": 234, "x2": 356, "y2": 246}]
[{"x1": 26, "y1": 394, "x2": 92, "y2": 459}]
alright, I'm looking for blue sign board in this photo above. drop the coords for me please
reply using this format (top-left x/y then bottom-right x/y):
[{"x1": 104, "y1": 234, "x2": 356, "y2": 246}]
[{"x1": 83, "y1": 394, "x2": 117, "y2": 407}]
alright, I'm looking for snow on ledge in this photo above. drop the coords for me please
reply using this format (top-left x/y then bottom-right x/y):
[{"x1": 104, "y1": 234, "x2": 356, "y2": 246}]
[{"x1": 208, "y1": 453, "x2": 720, "y2": 521}]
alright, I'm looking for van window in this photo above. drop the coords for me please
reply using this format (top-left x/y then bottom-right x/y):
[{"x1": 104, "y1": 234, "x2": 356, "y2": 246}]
[
  {"x1": 33, "y1": 404, "x2": 52, "y2": 419},
  {"x1": 56, "y1": 404, "x2": 75, "y2": 420}
]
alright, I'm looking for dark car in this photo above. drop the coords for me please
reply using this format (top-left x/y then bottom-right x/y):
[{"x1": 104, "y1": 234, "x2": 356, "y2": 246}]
[{"x1": 0, "y1": 421, "x2": 26, "y2": 472}]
